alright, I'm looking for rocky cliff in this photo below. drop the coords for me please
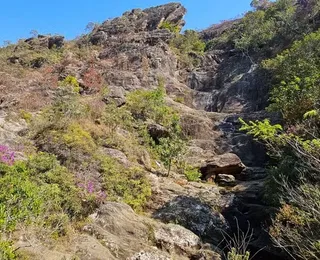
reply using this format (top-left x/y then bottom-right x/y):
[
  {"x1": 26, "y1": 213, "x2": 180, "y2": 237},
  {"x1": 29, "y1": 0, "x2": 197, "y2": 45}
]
[{"x1": 0, "y1": 3, "x2": 284, "y2": 260}]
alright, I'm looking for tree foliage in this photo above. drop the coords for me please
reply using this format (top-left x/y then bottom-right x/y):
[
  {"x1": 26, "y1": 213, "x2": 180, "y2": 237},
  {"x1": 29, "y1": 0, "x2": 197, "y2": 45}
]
[
  {"x1": 240, "y1": 118, "x2": 320, "y2": 259},
  {"x1": 170, "y1": 30, "x2": 206, "y2": 67},
  {"x1": 263, "y1": 30, "x2": 320, "y2": 122}
]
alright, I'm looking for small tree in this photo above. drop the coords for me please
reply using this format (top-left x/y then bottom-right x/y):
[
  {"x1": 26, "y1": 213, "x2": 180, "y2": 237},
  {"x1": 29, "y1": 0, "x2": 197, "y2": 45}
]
[{"x1": 157, "y1": 116, "x2": 186, "y2": 176}]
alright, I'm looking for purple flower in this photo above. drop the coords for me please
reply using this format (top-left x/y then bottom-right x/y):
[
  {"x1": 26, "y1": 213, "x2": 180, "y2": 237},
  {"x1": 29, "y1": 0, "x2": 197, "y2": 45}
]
[
  {"x1": 87, "y1": 181, "x2": 94, "y2": 194},
  {"x1": 0, "y1": 145, "x2": 15, "y2": 165}
]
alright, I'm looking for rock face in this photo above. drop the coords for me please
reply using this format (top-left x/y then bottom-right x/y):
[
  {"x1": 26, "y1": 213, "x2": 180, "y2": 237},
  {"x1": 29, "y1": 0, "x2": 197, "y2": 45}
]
[
  {"x1": 153, "y1": 196, "x2": 229, "y2": 245},
  {"x1": 188, "y1": 44, "x2": 271, "y2": 114},
  {"x1": 76, "y1": 3, "x2": 186, "y2": 97},
  {"x1": 200, "y1": 153, "x2": 245, "y2": 181},
  {"x1": 89, "y1": 3, "x2": 186, "y2": 45},
  {"x1": 0, "y1": 111, "x2": 27, "y2": 147},
  {"x1": 19, "y1": 202, "x2": 221, "y2": 259},
  {"x1": 86, "y1": 202, "x2": 221, "y2": 259}
]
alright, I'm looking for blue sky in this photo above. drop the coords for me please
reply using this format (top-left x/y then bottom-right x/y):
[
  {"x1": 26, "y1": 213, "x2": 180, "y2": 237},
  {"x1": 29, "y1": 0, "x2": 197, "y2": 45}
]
[{"x1": 0, "y1": 0, "x2": 252, "y2": 44}]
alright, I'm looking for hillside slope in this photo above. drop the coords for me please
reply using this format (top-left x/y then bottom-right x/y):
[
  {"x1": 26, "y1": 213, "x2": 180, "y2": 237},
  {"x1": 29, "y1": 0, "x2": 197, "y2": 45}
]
[{"x1": 0, "y1": 1, "x2": 319, "y2": 260}]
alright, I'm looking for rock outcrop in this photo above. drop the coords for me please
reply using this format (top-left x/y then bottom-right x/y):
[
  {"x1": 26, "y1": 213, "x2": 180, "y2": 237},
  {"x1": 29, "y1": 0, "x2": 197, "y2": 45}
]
[
  {"x1": 24, "y1": 34, "x2": 65, "y2": 49},
  {"x1": 18, "y1": 202, "x2": 221, "y2": 259},
  {"x1": 200, "y1": 153, "x2": 245, "y2": 181},
  {"x1": 88, "y1": 3, "x2": 186, "y2": 45},
  {"x1": 153, "y1": 196, "x2": 228, "y2": 245}
]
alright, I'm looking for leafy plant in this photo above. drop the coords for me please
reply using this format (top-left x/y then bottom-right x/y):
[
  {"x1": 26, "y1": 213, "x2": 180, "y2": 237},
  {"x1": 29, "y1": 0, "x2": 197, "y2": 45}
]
[
  {"x1": 183, "y1": 165, "x2": 201, "y2": 182},
  {"x1": 234, "y1": 9, "x2": 276, "y2": 52},
  {"x1": 170, "y1": 30, "x2": 206, "y2": 68},
  {"x1": 159, "y1": 21, "x2": 180, "y2": 34},
  {"x1": 125, "y1": 84, "x2": 175, "y2": 126},
  {"x1": 239, "y1": 118, "x2": 283, "y2": 143},
  {"x1": 263, "y1": 30, "x2": 320, "y2": 122},
  {"x1": 227, "y1": 248, "x2": 250, "y2": 260},
  {"x1": 0, "y1": 240, "x2": 16, "y2": 260},
  {"x1": 103, "y1": 102, "x2": 133, "y2": 134},
  {"x1": 101, "y1": 156, "x2": 151, "y2": 211},
  {"x1": 60, "y1": 75, "x2": 80, "y2": 93},
  {"x1": 240, "y1": 118, "x2": 320, "y2": 259}
]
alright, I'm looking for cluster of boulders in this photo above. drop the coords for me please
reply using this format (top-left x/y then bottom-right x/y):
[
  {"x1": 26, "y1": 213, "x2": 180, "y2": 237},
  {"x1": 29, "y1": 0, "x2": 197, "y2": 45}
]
[
  {"x1": 24, "y1": 34, "x2": 65, "y2": 49},
  {"x1": 7, "y1": 34, "x2": 65, "y2": 68}
]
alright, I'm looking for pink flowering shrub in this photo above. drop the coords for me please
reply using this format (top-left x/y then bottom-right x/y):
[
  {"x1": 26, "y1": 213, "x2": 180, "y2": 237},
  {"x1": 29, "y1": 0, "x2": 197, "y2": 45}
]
[
  {"x1": 0, "y1": 145, "x2": 15, "y2": 165},
  {"x1": 77, "y1": 180, "x2": 107, "y2": 205}
]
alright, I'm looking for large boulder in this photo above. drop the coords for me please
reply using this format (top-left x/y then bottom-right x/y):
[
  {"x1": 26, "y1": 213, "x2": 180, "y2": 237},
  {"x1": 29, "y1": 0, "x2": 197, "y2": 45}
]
[
  {"x1": 147, "y1": 173, "x2": 231, "y2": 212},
  {"x1": 48, "y1": 35, "x2": 64, "y2": 49},
  {"x1": 154, "y1": 224, "x2": 201, "y2": 253},
  {"x1": 216, "y1": 174, "x2": 236, "y2": 187},
  {"x1": 153, "y1": 196, "x2": 228, "y2": 245},
  {"x1": 200, "y1": 153, "x2": 245, "y2": 181},
  {"x1": 102, "y1": 86, "x2": 126, "y2": 107},
  {"x1": 147, "y1": 123, "x2": 169, "y2": 141},
  {"x1": 101, "y1": 147, "x2": 131, "y2": 167}
]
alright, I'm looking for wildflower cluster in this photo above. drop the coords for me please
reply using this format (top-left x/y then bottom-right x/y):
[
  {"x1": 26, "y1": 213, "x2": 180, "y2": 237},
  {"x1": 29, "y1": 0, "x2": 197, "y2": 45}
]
[{"x1": 0, "y1": 145, "x2": 15, "y2": 165}]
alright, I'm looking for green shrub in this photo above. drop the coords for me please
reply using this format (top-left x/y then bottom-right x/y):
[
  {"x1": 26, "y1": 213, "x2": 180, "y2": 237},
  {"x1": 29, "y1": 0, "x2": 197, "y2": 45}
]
[
  {"x1": 61, "y1": 122, "x2": 97, "y2": 153},
  {"x1": 19, "y1": 109, "x2": 32, "y2": 123},
  {"x1": 159, "y1": 21, "x2": 180, "y2": 34},
  {"x1": 234, "y1": 10, "x2": 276, "y2": 52},
  {"x1": 100, "y1": 156, "x2": 151, "y2": 211},
  {"x1": 0, "y1": 240, "x2": 16, "y2": 260},
  {"x1": 60, "y1": 75, "x2": 80, "y2": 93},
  {"x1": 27, "y1": 152, "x2": 83, "y2": 217},
  {"x1": 125, "y1": 82, "x2": 187, "y2": 175},
  {"x1": 30, "y1": 86, "x2": 96, "y2": 164},
  {"x1": 0, "y1": 162, "x2": 45, "y2": 232},
  {"x1": 0, "y1": 152, "x2": 86, "y2": 237},
  {"x1": 227, "y1": 248, "x2": 250, "y2": 260},
  {"x1": 240, "y1": 118, "x2": 320, "y2": 259},
  {"x1": 103, "y1": 102, "x2": 133, "y2": 134},
  {"x1": 30, "y1": 82, "x2": 87, "y2": 136},
  {"x1": 173, "y1": 96, "x2": 185, "y2": 104},
  {"x1": 270, "y1": 187, "x2": 320, "y2": 260},
  {"x1": 232, "y1": 0, "x2": 299, "y2": 53},
  {"x1": 184, "y1": 165, "x2": 201, "y2": 182},
  {"x1": 263, "y1": 30, "x2": 320, "y2": 122},
  {"x1": 170, "y1": 30, "x2": 205, "y2": 68},
  {"x1": 125, "y1": 85, "x2": 175, "y2": 126},
  {"x1": 156, "y1": 126, "x2": 186, "y2": 176}
]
